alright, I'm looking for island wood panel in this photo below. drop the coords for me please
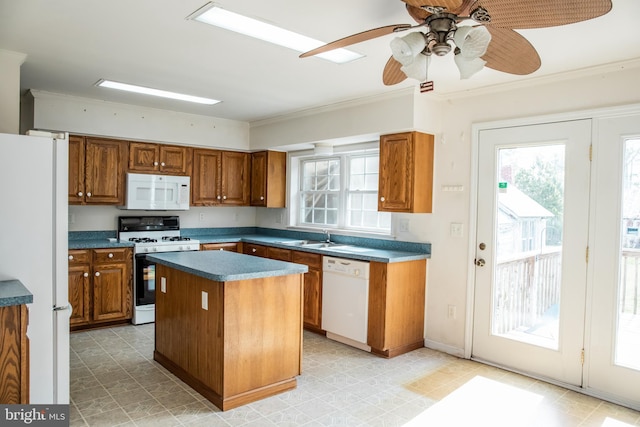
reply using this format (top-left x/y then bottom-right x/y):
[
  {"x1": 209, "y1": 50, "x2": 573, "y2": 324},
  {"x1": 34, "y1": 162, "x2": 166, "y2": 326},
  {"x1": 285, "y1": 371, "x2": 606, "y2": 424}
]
[
  {"x1": 0, "y1": 304, "x2": 29, "y2": 404},
  {"x1": 154, "y1": 265, "x2": 303, "y2": 411},
  {"x1": 368, "y1": 259, "x2": 426, "y2": 358}
]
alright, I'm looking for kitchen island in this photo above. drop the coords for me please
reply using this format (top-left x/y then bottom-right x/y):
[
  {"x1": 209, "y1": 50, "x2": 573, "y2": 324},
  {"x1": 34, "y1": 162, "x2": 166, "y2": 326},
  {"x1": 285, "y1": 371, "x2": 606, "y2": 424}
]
[{"x1": 147, "y1": 250, "x2": 308, "y2": 411}]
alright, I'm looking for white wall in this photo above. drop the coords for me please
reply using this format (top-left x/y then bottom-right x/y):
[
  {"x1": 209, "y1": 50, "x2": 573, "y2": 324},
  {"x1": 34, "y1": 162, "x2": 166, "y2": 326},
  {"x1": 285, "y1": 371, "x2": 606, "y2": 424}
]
[
  {"x1": 28, "y1": 90, "x2": 250, "y2": 150},
  {"x1": 0, "y1": 49, "x2": 27, "y2": 134}
]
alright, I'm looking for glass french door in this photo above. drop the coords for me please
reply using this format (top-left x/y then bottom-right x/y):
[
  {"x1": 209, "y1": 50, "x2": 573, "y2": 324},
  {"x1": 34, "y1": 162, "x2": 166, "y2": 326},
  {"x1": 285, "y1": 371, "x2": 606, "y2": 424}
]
[
  {"x1": 473, "y1": 120, "x2": 592, "y2": 386},
  {"x1": 586, "y1": 114, "x2": 640, "y2": 407}
]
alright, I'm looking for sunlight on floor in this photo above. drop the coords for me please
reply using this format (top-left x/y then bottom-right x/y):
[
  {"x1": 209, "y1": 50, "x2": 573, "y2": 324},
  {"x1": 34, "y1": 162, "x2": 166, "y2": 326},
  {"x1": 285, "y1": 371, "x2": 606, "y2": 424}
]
[
  {"x1": 603, "y1": 417, "x2": 636, "y2": 427},
  {"x1": 403, "y1": 376, "x2": 544, "y2": 426}
]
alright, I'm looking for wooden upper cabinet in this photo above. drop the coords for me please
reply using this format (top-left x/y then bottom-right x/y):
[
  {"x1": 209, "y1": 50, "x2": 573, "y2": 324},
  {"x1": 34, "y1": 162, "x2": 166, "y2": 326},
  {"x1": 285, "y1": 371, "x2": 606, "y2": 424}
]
[
  {"x1": 378, "y1": 131, "x2": 434, "y2": 213},
  {"x1": 69, "y1": 136, "x2": 127, "y2": 205},
  {"x1": 68, "y1": 135, "x2": 86, "y2": 204},
  {"x1": 192, "y1": 148, "x2": 249, "y2": 206},
  {"x1": 192, "y1": 148, "x2": 222, "y2": 206},
  {"x1": 129, "y1": 142, "x2": 192, "y2": 175},
  {"x1": 250, "y1": 151, "x2": 286, "y2": 208},
  {"x1": 221, "y1": 151, "x2": 250, "y2": 205}
]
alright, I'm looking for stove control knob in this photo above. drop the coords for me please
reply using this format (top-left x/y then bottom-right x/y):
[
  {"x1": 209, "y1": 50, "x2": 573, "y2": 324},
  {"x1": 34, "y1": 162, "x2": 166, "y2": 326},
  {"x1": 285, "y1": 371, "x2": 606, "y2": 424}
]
[
  {"x1": 152, "y1": 247, "x2": 157, "y2": 252},
  {"x1": 179, "y1": 246, "x2": 184, "y2": 251}
]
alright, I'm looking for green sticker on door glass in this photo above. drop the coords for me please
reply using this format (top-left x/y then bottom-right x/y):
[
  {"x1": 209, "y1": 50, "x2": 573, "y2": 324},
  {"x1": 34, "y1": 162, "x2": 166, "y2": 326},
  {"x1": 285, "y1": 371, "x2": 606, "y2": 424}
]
[{"x1": 498, "y1": 182, "x2": 508, "y2": 193}]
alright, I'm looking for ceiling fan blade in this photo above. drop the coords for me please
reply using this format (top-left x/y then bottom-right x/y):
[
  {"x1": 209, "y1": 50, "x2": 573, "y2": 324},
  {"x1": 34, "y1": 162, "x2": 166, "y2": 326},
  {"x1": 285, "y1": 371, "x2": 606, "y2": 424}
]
[
  {"x1": 300, "y1": 24, "x2": 412, "y2": 58},
  {"x1": 474, "y1": 0, "x2": 612, "y2": 29},
  {"x1": 482, "y1": 26, "x2": 541, "y2": 75},
  {"x1": 383, "y1": 56, "x2": 407, "y2": 85},
  {"x1": 401, "y1": 0, "x2": 464, "y2": 12},
  {"x1": 406, "y1": 5, "x2": 430, "y2": 23}
]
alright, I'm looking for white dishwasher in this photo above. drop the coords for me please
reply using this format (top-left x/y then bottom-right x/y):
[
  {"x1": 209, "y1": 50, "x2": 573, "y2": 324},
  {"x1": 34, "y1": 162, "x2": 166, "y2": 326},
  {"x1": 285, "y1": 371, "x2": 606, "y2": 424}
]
[{"x1": 322, "y1": 256, "x2": 371, "y2": 352}]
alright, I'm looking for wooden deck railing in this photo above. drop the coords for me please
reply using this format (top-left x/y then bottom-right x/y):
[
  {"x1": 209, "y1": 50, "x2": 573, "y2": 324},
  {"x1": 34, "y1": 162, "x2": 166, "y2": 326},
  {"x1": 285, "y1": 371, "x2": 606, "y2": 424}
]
[
  {"x1": 621, "y1": 250, "x2": 640, "y2": 315},
  {"x1": 494, "y1": 249, "x2": 640, "y2": 335},
  {"x1": 493, "y1": 249, "x2": 562, "y2": 335}
]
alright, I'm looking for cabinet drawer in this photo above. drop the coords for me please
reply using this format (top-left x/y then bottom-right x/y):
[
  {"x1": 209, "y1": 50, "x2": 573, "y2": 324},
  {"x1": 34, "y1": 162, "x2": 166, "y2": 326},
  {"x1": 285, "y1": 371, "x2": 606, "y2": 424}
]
[
  {"x1": 243, "y1": 244, "x2": 268, "y2": 258},
  {"x1": 201, "y1": 242, "x2": 240, "y2": 252},
  {"x1": 267, "y1": 247, "x2": 292, "y2": 261},
  {"x1": 292, "y1": 251, "x2": 322, "y2": 269},
  {"x1": 68, "y1": 250, "x2": 90, "y2": 264},
  {"x1": 93, "y1": 248, "x2": 129, "y2": 263}
]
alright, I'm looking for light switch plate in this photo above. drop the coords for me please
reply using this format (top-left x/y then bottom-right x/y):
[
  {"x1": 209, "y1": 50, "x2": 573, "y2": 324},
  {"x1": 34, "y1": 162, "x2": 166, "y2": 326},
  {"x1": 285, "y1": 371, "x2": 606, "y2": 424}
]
[
  {"x1": 160, "y1": 277, "x2": 166, "y2": 293},
  {"x1": 450, "y1": 223, "x2": 464, "y2": 238}
]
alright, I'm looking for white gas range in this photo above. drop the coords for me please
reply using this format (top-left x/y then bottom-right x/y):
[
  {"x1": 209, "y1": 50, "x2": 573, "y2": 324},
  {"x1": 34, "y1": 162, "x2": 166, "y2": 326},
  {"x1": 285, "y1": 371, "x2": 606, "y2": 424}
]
[{"x1": 118, "y1": 216, "x2": 200, "y2": 325}]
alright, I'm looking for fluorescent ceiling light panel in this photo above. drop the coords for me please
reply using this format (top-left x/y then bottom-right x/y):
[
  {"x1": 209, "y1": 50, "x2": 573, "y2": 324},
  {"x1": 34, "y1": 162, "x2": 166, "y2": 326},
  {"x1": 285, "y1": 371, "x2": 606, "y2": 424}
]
[
  {"x1": 96, "y1": 80, "x2": 221, "y2": 105},
  {"x1": 188, "y1": 4, "x2": 363, "y2": 64}
]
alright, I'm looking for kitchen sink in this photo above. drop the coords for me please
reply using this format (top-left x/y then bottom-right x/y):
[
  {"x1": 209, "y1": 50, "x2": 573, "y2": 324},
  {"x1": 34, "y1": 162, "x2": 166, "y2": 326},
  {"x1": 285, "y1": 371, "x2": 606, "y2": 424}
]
[
  {"x1": 301, "y1": 242, "x2": 347, "y2": 249},
  {"x1": 277, "y1": 240, "x2": 324, "y2": 246}
]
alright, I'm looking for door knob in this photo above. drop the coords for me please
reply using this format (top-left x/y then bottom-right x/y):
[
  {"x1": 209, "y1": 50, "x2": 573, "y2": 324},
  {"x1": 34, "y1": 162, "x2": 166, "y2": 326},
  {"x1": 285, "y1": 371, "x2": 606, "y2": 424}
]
[{"x1": 475, "y1": 258, "x2": 486, "y2": 267}]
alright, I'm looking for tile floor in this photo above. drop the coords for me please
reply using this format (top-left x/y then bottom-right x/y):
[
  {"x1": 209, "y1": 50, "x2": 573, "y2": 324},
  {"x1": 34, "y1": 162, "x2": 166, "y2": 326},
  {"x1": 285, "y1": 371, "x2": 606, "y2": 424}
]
[{"x1": 70, "y1": 324, "x2": 640, "y2": 427}]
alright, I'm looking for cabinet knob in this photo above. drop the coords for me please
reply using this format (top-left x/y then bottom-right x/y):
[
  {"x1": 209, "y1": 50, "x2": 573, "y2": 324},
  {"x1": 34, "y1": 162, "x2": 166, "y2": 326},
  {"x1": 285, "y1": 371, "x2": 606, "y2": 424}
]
[
  {"x1": 260, "y1": 196, "x2": 264, "y2": 200},
  {"x1": 219, "y1": 248, "x2": 224, "y2": 251},
  {"x1": 217, "y1": 195, "x2": 221, "y2": 200},
  {"x1": 108, "y1": 253, "x2": 113, "y2": 258},
  {"x1": 222, "y1": 196, "x2": 227, "y2": 200},
  {"x1": 95, "y1": 272, "x2": 101, "y2": 277},
  {"x1": 154, "y1": 161, "x2": 159, "y2": 166},
  {"x1": 161, "y1": 162, "x2": 165, "y2": 167},
  {"x1": 77, "y1": 191, "x2": 83, "y2": 197},
  {"x1": 83, "y1": 272, "x2": 89, "y2": 278},
  {"x1": 252, "y1": 248, "x2": 257, "y2": 253},
  {"x1": 87, "y1": 192, "x2": 92, "y2": 197},
  {"x1": 68, "y1": 255, "x2": 74, "y2": 260},
  {"x1": 380, "y1": 196, "x2": 385, "y2": 202}
]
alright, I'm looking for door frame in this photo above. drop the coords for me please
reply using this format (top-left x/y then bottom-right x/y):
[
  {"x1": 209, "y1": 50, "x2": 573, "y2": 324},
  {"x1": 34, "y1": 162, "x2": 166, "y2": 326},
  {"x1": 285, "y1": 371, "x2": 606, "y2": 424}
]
[{"x1": 466, "y1": 104, "x2": 640, "y2": 385}]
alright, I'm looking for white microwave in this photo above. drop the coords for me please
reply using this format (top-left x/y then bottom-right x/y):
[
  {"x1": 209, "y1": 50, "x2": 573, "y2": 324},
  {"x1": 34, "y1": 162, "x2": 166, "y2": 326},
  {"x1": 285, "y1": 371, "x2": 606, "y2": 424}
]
[{"x1": 121, "y1": 173, "x2": 190, "y2": 211}]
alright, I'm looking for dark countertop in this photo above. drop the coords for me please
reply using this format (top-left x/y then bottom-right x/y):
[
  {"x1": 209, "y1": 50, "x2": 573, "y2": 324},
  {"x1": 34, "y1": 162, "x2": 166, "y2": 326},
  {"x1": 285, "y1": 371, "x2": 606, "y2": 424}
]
[
  {"x1": 148, "y1": 251, "x2": 308, "y2": 282},
  {"x1": 0, "y1": 280, "x2": 33, "y2": 307}
]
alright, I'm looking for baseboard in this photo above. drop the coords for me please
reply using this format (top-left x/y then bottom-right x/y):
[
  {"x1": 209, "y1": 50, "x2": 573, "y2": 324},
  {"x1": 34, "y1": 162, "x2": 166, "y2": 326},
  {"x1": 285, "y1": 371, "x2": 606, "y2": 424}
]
[{"x1": 424, "y1": 339, "x2": 465, "y2": 358}]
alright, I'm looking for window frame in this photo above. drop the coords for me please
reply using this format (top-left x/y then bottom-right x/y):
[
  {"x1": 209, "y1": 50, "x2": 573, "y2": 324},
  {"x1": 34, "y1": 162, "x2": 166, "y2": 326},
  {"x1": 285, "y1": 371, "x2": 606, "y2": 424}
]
[{"x1": 289, "y1": 144, "x2": 391, "y2": 235}]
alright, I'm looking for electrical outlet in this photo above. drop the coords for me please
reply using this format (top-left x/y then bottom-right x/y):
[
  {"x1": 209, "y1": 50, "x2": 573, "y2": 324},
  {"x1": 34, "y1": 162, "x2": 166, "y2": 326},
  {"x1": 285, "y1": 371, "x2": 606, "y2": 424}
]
[
  {"x1": 199, "y1": 212, "x2": 205, "y2": 222},
  {"x1": 450, "y1": 223, "x2": 463, "y2": 238},
  {"x1": 448, "y1": 305, "x2": 457, "y2": 319},
  {"x1": 399, "y1": 218, "x2": 409, "y2": 232},
  {"x1": 161, "y1": 277, "x2": 166, "y2": 293},
  {"x1": 68, "y1": 213, "x2": 75, "y2": 224}
]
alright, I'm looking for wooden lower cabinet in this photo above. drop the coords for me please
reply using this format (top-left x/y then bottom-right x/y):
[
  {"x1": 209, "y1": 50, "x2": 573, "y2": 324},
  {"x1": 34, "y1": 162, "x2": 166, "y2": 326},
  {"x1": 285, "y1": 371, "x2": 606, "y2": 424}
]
[
  {"x1": 0, "y1": 304, "x2": 29, "y2": 403},
  {"x1": 201, "y1": 242, "x2": 241, "y2": 252},
  {"x1": 292, "y1": 251, "x2": 323, "y2": 333},
  {"x1": 368, "y1": 259, "x2": 427, "y2": 358},
  {"x1": 68, "y1": 248, "x2": 133, "y2": 330},
  {"x1": 243, "y1": 243, "x2": 268, "y2": 258}
]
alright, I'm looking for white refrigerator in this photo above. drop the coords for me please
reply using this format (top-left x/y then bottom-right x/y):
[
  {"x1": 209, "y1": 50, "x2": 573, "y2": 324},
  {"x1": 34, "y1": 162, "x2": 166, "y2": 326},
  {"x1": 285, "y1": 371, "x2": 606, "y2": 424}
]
[{"x1": 0, "y1": 131, "x2": 70, "y2": 404}]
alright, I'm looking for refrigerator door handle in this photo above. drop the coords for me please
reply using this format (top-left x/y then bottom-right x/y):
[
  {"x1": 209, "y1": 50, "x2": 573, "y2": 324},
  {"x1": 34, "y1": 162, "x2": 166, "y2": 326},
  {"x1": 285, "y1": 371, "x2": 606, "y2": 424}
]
[{"x1": 52, "y1": 304, "x2": 70, "y2": 312}]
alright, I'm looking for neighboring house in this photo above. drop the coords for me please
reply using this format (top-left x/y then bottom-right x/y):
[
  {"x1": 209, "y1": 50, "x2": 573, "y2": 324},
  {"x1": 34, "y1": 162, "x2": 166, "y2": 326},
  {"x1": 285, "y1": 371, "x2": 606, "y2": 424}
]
[{"x1": 497, "y1": 184, "x2": 553, "y2": 258}]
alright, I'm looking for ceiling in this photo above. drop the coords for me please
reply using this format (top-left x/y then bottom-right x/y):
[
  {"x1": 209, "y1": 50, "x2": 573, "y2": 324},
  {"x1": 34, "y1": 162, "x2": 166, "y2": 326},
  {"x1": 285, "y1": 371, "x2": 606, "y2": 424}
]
[{"x1": 1, "y1": 0, "x2": 639, "y2": 123}]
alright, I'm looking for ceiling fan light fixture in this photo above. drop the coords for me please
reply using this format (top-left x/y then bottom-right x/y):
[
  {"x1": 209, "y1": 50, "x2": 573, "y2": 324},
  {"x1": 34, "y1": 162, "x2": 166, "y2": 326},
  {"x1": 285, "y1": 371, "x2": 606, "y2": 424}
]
[
  {"x1": 390, "y1": 32, "x2": 426, "y2": 65},
  {"x1": 454, "y1": 55, "x2": 486, "y2": 79},
  {"x1": 453, "y1": 26, "x2": 491, "y2": 59},
  {"x1": 401, "y1": 54, "x2": 429, "y2": 82}
]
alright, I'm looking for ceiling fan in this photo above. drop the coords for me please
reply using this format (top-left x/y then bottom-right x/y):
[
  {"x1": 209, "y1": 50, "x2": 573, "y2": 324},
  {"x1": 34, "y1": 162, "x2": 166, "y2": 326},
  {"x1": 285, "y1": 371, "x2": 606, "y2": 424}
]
[{"x1": 300, "y1": 0, "x2": 613, "y2": 91}]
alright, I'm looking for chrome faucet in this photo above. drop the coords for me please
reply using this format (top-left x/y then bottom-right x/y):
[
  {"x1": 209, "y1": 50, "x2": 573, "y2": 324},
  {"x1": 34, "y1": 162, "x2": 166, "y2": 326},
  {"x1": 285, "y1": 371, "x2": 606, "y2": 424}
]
[{"x1": 323, "y1": 229, "x2": 331, "y2": 243}]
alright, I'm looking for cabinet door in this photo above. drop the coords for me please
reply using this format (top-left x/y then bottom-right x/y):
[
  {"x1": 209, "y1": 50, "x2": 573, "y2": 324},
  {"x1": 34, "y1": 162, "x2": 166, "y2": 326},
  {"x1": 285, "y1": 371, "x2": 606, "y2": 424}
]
[
  {"x1": 84, "y1": 138, "x2": 127, "y2": 204},
  {"x1": 378, "y1": 132, "x2": 414, "y2": 212},
  {"x1": 68, "y1": 265, "x2": 91, "y2": 326},
  {"x1": 160, "y1": 145, "x2": 192, "y2": 175},
  {"x1": 267, "y1": 247, "x2": 291, "y2": 261},
  {"x1": 221, "y1": 151, "x2": 250, "y2": 205},
  {"x1": 192, "y1": 148, "x2": 221, "y2": 206},
  {"x1": 129, "y1": 142, "x2": 160, "y2": 172},
  {"x1": 292, "y1": 251, "x2": 323, "y2": 330},
  {"x1": 250, "y1": 151, "x2": 267, "y2": 206},
  {"x1": 92, "y1": 262, "x2": 130, "y2": 322},
  {"x1": 68, "y1": 135, "x2": 85, "y2": 204}
]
